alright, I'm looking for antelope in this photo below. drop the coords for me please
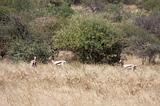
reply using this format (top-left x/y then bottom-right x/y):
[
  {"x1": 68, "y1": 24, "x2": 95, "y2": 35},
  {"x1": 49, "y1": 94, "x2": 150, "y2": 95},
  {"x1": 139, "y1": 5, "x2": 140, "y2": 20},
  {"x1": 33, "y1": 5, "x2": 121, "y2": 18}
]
[
  {"x1": 123, "y1": 64, "x2": 137, "y2": 71},
  {"x1": 53, "y1": 60, "x2": 67, "y2": 65},
  {"x1": 30, "y1": 56, "x2": 37, "y2": 68},
  {"x1": 48, "y1": 56, "x2": 67, "y2": 66},
  {"x1": 119, "y1": 59, "x2": 137, "y2": 71}
]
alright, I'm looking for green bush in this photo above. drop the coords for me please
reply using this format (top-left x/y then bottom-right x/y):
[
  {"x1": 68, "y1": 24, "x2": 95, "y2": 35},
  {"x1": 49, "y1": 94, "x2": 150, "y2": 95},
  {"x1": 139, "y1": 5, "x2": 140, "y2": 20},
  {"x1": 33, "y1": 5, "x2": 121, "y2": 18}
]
[
  {"x1": 69, "y1": 0, "x2": 138, "y2": 5},
  {"x1": 122, "y1": 24, "x2": 152, "y2": 53},
  {"x1": 53, "y1": 16, "x2": 123, "y2": 63},
  {"x1": 136, "y1": 13, "x2": 160, "y2": 38},
  {"x1": 47, "y1": 2, "x2": 74, "y2": 17},
  {"x1": 13, "y1": 0, "x2": 33, "y2": 12},
  {"x1": 121, "y1": 23, "x2": 160, "y2": 62},
  {"x1": 0, "y1": 7, "x2": 30, "y2": 59},
  {"x1": 0, "y1": 6, "x2": 16, "y2": 14},
  {"x1": 141, "y1": 0, "x2": 160, "y2": 11},
  {"x1": 81, "y1": 0, "x2": 123, "y2": 5},
  {"x1": 0, "y1": 0, "x2": 33, "y2": 12},
  {"x1": 104, "y1": 3, "x2": 124, "y2": 22},
  {"x1": 8, "y1": 39, "x2": 52, "y2": 62}
]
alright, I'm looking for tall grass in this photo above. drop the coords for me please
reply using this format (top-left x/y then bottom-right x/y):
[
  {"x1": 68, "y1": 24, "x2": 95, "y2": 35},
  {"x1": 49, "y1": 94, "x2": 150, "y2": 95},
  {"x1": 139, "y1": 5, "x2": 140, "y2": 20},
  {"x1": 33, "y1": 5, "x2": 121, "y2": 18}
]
[{"x1": 0, "y1": 62, "x2": 160, "y2": 106}]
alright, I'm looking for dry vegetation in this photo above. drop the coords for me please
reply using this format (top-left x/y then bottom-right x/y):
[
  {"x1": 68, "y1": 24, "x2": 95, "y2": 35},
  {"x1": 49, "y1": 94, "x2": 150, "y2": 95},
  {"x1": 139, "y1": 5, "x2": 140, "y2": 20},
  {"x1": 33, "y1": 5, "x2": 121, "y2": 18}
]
[{"x1": 0, "y1": 62, "x2": 160, "y2": 106}]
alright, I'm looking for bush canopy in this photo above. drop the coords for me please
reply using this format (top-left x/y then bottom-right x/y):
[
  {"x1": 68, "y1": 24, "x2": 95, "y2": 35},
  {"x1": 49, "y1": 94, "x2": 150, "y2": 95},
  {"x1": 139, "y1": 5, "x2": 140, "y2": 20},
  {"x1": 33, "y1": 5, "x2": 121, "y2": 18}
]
[{"x1": 53, "y1": 16, "x2": 123, "y2": 64}]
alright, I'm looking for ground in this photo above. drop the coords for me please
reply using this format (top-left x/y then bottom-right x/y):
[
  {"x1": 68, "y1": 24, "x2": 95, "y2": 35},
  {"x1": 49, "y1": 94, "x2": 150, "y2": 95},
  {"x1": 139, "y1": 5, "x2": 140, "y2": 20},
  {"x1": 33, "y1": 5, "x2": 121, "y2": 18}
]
[{"x1": 0, "y1": 62, "x2": 160, "y2": 106}]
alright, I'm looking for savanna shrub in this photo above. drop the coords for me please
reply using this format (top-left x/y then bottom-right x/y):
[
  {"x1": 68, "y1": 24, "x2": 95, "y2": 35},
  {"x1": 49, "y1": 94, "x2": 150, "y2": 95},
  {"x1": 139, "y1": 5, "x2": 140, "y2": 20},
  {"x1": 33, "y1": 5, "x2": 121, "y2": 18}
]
[
  {"x1": 0, "y1": 7, "x2": 31, "y2": 58},
  {"x1": 69, "y1": 0, "x2": 138, "y2": 5},
  {"x1": 81, "y1": 0, "x2": 123, "y2": 5},
  {"x1": 8, "y1": 39, "x2": 52, "y2": 62},
  {"x1": 141, "y1": 0, "x2": 160, "y2": 11},
  {"x1": 53, "y1": 16, "x2": 123, "y2": 64},
  {"x1": 123, "y1": 0, "x2": 138, "y2": 5},
  {"x1": 135, "y1": 13, "x2": 160, "y2": 38},
  {"x1": 0, "y1": 0, "x2": 33, "y2": 12},
  {"x1": 121, "y1": 23, "x2": 160, "y2": 63},
  {"x1": 79, "y1": 0, "x2": 123, "y2": 12},
  {"x1": 70, "y1": 0, "x2": 81, "y2": 4},
  {"x1": 0, "y1": 6, "x2": 30, "y2": 40},
  {"x1": 47, "y1": 2, "x2": 74, "y2": 17},
  {"x1": 108, "y1": 3, "x2": 123, "y2": 22}
]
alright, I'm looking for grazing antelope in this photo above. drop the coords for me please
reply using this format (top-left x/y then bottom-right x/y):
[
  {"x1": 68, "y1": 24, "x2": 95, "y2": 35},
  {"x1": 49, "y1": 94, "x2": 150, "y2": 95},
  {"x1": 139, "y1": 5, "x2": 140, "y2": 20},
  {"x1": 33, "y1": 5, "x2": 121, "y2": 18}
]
[
  {"x1": 123, "y1": 64, "x2": 137, "y2": 71},
  {"x1": 119, "y1": 59, "x2": 137, "y2": 71},
  {"x1": 48, "y1": 56, "x2": 67, "y2": 66},
  {"x1": 53, "y1": 60, "x2": 67, "y2": 65},
  {"x1": 30, "y1": 56, "x2": 37, "y2": 68}
]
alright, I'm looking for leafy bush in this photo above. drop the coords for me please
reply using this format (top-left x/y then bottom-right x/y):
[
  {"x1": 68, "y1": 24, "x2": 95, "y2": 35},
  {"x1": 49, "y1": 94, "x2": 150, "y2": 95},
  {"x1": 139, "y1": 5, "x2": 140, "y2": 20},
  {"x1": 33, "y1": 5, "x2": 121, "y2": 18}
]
[
  {"x1": 143, "y1": 44, "x2": 160, "y2": 64},
  {"x1": 123, "y1": 0, "x2": 137, "y2": 4},
  {"x1": 141, "y1": 0, "x2": 160, "y2": 11},
  {"x1": 81, "y1": 0, "x2": 139, "y2": 5},
  {"x1": 69, "y1": 0, "x2": 137, "y2": 5},
  {"x1": 13, "y1": 0, "x2": 33, "y2": 12},
  {"x1": 70, "y1": 0, "x2": 81, "y2": 4},
  {"x1": 0, "y1": 0, "x2": 33, "y2": 12},
  {"x1": 121, "y1": 23, "x2": 160, "y2": 63},
  {"x1": 0, "y1": 7, "x2": 31, "y2": 58},
  {"x1": 106, "y1": 3, "x2": 124, "y2": 22},
  {"x1": 8, "y1": 39, "x2": 52, "y2": 62},
  {"x1": 81, "y1": 0, "x2": 123, "y2": 5},
  {"x1": 135, "y1": 13, "x2": 160, "y2": 38},
  {"x1": 47, "y1": 1, "x2": 74, "y2": 17},
  {"x1": 0, "y1": 6, "x2": 16, "y2": 14},
  {"x1": 53, "y1": 16, "x2": 123, "y2": 64},
  {"x1": 77, "y1": 0, "x2": 123, "y2": 12},
  {"x1": 122, "y1": 24, "x2": 154, "y2": 53}
]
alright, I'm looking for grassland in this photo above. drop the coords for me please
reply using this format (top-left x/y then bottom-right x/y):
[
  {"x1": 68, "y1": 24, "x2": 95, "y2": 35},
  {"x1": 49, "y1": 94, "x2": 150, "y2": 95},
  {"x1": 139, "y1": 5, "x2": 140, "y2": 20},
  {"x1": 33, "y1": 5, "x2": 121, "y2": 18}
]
[{"x1": 0, "y1": 62, "x2": 160, "y2": 106}]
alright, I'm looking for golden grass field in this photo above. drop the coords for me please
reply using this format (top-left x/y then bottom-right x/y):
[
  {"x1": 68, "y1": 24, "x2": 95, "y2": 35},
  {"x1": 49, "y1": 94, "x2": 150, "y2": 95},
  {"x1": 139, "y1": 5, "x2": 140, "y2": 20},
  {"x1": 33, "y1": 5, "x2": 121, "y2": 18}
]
[{"x1": 0, "y1": 62, "x2": 160, "y2": 106}]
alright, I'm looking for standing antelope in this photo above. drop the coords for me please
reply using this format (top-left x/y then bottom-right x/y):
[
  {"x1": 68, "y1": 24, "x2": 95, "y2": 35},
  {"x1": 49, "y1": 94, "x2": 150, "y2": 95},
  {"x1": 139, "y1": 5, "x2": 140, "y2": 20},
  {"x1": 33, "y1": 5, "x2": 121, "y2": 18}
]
[{"x1": 30, "y1": 56, "x2": 37, "y2": 68}]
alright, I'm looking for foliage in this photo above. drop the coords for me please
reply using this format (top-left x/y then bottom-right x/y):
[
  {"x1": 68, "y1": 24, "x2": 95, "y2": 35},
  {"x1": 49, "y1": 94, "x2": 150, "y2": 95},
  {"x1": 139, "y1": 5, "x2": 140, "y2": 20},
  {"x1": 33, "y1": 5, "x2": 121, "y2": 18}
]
[
  {"x1": 0, "y1": 0, "x2": 33, "y2": 12},
  {"x1": 81, "y1": 0, "x2": 122, "y2": 5},
  {"x1": 69, "y1": 0, "x2": 81, "y2": 4},
  {"x1": 121, "y1": 23, "x2": 160, "y2": 63},
  {"x1": 0, "y1": 7, "x2": 31, "y2": 59},
  {"x1": 12, "y1": 0, "x2": 33, "y2": 12},
  {"x1": 47, "y1": 2, "x2": 74, "y2": 17},
  {"x1": 53, "y1": 16, "x2": 123, "y2": 63},
  {"x1": 0, "y1": 13, "x2": 30, "y2": 40},
  {"x1": 69, "y1": 0, "x2": 138, "y2": 5},
  {"x1": 0, "y1": 6, "x2": 16, "y2": 14},
  {"x1": 123, "y1": 0, "x2": 138, "y2": 4},
  {"x1": 135, "y1": 13, "x2": 160, "y2": 38},
  {"x1": 104, "y1": 3, "x2": 124, "y2": 22},
  {"x1": 141, "y1": 0, "x2": 160, "y2": 11},
  {"x1": 8, "y1": 39, "x2": 52, "y2": 62}
]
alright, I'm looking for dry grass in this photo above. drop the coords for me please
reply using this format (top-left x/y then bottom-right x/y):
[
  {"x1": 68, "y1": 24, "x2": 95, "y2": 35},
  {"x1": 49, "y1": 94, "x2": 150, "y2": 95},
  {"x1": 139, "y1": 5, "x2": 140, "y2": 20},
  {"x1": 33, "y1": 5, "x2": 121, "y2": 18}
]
[{"x1": 0, "y1": 62, "x2": 160, "y2": 106}]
